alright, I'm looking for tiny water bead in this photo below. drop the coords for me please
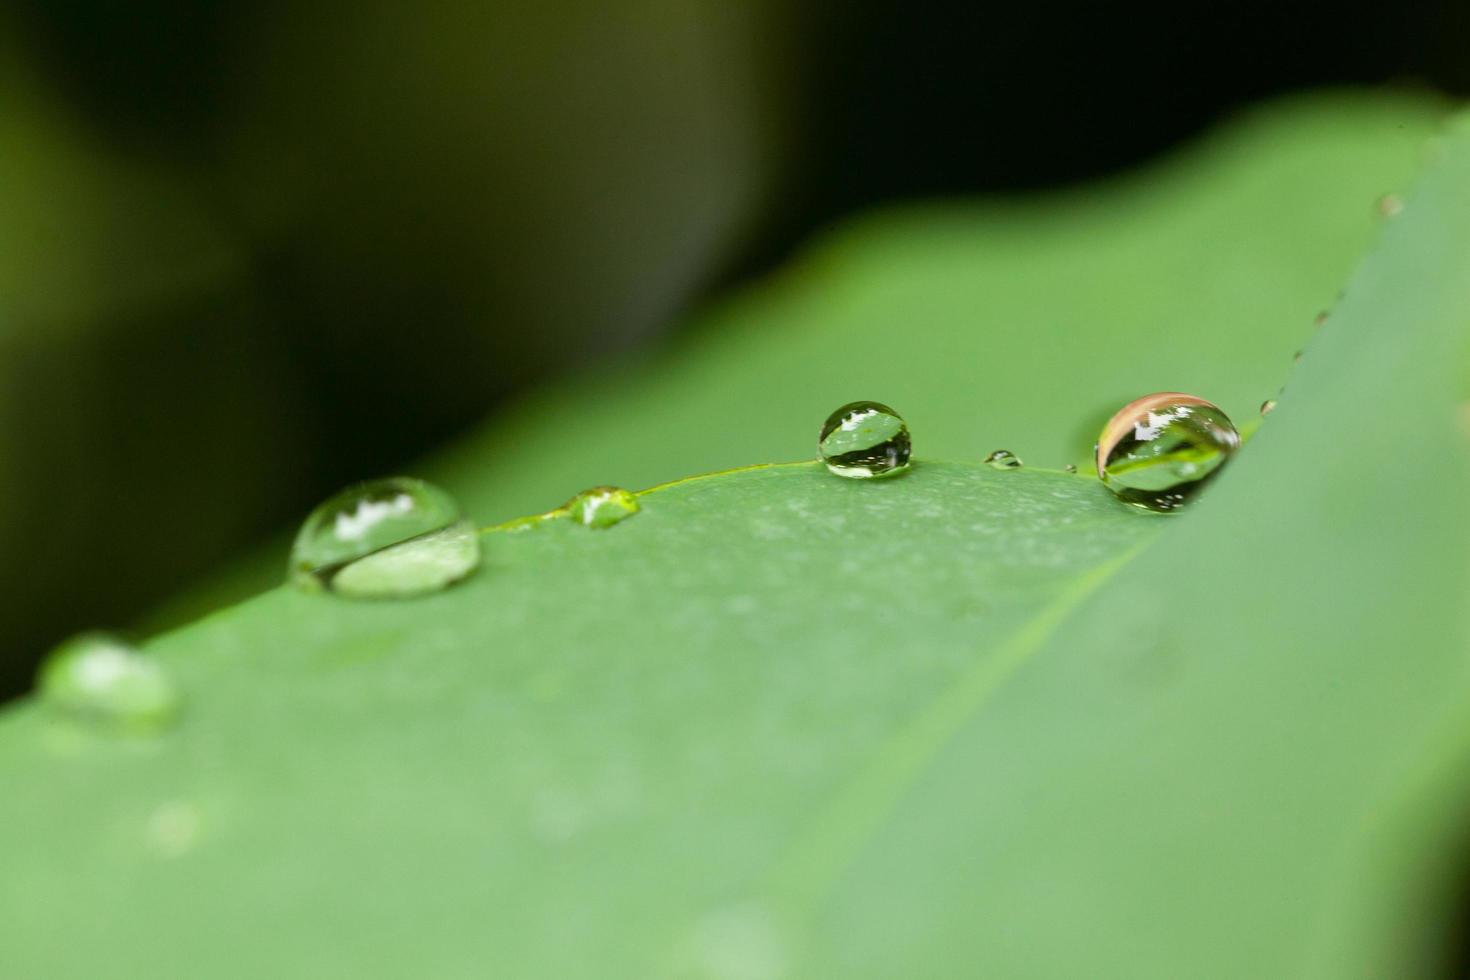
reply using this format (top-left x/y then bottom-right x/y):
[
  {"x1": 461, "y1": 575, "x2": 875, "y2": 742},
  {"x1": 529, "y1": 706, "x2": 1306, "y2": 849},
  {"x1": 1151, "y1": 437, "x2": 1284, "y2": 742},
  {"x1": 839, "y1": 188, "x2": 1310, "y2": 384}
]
[
  {"x1": 1260, "y1": 399, "x2": 1277, "y2": 416},
  {"x1": 289, "y1": 477, "x2": 480, "y2": 598},
  {"x1": 1095, "y1": 392, "x2": 1240, "y2": 513},
  {"x1": 818, "y1": 401, "x2": 911, "y2": 478},
  {"x1": 1064, "y1": 463, "x2": 1078, "y2": 474},
  {"x1": 38, "y1": 633, "x2": 179, "y2": 733},
  {"x1": 1376, "y1": 192, "x2": 1404, "y2": 218},
  {"x1": 566, "y1": 486, "x2": 640, "y2": 528},
  {"x1": 983, "y1": 449, "x2": 1022, "y2": 470}
]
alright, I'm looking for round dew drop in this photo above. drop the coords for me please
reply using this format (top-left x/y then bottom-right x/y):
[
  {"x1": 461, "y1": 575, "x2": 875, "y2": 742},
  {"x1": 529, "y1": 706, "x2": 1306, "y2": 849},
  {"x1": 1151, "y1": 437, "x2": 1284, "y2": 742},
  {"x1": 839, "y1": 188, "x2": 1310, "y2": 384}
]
[
  {"x1": 983, "y1": 449, "x2": 1022, "y2": 469},
  {"x1": 289, "y1": 477, "x2": 480, "y2": 598},
  {"x1": 565, "y1": 486, "x2": 640, "y2": 528},
  {"x1": 818, "y1": 401, "x2": 911, "y2": 478},
  {"x1": 38, "y1": 632, "x2": 179, "y2": 734},
  {"x1": 1095, "y1": 393, "x2": 1240, "y2": 513}
]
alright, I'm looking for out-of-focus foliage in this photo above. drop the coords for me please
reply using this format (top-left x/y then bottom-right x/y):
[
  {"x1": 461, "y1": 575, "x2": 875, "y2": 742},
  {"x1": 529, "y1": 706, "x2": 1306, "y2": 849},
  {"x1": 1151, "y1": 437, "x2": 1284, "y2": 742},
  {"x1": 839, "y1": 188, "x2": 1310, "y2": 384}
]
[{"x1": 0, "y1": 35, "x2": 310, "y2": 692}]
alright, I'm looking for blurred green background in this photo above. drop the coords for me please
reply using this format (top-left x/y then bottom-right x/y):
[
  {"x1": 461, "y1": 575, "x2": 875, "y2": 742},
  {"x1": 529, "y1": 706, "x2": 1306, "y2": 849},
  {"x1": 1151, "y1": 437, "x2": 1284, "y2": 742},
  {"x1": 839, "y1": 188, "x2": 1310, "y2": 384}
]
[{"x1": 2, "y1": 0, "x2": 1468, "y2": 701}]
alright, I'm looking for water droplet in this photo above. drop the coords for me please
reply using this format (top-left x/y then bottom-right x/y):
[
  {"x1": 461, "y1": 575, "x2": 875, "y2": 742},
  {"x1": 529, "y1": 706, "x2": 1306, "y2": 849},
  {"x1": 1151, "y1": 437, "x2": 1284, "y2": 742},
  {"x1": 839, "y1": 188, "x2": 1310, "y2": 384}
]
[
  {"x1": 1293, "y1": 349, "x2": 1303, "y2": 363},
  {"x1": 1314, "y1": 310, "x2": 1329, "y2": 329},
  {"x1": 1064, "y1": 463, "x2": 1078, "y2": 474},
  {"x1": 289, "y1": 477, "x2": 480, "y2": 598},
  {"x1": 565, "y1": 486, "x2": 640, "y2": 528},
  {"x1": 1260, "y1": 399, "x2": 1277, "y2": 416},
  {"x1": 1095, "y1": 393, "x2": 1240, "y2": 513},
  {"x1": 37, "y1": 633, "x2": 179, "y2": 733},
  {"x1": 1376, "y1": 193, "x2": 1404, "y2": 218},
  {"x1": 983, "y1": 449, "x2": 1022, "y2": 469},
  {"x1": 818, "y1": 401, "x2": 911, "y2": 478}
]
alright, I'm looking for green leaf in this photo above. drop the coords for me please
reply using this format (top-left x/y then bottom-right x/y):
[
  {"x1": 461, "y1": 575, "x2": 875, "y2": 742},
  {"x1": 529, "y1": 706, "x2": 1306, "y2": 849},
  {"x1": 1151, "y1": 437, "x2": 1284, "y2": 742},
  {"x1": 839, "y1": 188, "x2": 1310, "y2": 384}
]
[
  {"x1": 7, "y1": 93, "x2": 1470, "y2": 980},
  {"x1": 4, "y1": 463, "x2": 1159, "y2": 978},
  {"x1": 151, "y1": 91, "x2": 1448, "y2": 627}
]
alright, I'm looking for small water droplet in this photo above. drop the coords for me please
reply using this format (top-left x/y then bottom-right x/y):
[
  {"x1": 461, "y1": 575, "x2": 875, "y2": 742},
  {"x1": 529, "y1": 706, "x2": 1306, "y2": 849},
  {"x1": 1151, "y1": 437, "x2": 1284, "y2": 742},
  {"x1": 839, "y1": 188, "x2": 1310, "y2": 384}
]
[
  {"x1": 289, "y1": 477, "x2": 480, "y2": 598},
  {"x1": 818, "y1": 401, "x2": 911, "y2": 478},
  {"x1": 1314, "y1": 310, "x2": 1329, "y2": 328},
  {"x1": 1260, "y1": 399, "x2": 1277, "y2": 416},
  {"x1": 983, "y1": 449, "x2": 1022, "y2": 469},
  {"x1": 565, "y1": 486, "x2": 640, "y2": 528},
  {"x1": 1376, "y1": 193, "x2": 1404, "y2": 218},
  {"x1": 1095, "y1": 393, "x2": 1240, "y2": 513},
  {"x1": 1064, "y1": 463, "x2": 1078, "y2": 474},
  {"x1": 37, "y1": 633, "x2": 179, "y2": 733},
  {"x1": 1293, "y1": 349, "x2": 1303, "y2": 363}
]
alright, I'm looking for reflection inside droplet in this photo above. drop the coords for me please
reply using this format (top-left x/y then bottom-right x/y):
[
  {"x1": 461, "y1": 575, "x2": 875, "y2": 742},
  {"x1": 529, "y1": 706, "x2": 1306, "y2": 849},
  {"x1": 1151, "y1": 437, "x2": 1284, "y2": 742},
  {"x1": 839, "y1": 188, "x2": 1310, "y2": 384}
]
[{"x1": 818, "y1": 401, "x2": 912, "y2": 478}]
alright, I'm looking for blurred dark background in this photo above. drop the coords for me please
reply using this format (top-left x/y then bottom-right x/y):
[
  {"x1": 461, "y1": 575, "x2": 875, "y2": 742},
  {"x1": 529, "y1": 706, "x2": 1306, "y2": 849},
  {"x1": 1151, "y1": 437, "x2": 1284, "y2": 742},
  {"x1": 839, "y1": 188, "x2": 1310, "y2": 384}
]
[{"x1": 1, "y1": 0, "x2": 1468, "y2": 700}]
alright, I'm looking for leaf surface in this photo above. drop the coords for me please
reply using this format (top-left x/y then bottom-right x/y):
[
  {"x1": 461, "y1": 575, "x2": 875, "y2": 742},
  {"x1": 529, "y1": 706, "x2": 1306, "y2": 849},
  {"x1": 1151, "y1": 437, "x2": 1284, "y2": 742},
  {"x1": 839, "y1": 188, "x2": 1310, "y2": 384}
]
[{"x1": 5, "y1": 94, "x2": 1470, "y2": 980}]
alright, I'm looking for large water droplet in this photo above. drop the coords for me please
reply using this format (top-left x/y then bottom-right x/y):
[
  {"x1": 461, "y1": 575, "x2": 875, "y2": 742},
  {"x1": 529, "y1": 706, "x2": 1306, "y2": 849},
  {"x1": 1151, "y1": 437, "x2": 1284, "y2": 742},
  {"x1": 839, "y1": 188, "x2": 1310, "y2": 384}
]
[
  {"x1": 566, "y1": 486, "x2": 640, "y2": 528},
  {"x1": 1095, "y1": 393, "x2": 1240, "y2": 513},
  {"x1": 983, "y1": 449, "x2": 1022, "y2": 469},
  {"x1": 37, "y1": 633, "x2": 179, "y2": 733},
  {"x1": 289, "y1": 477, "x2": 480, "y2": 598},
  {"x1": 818, "y1": 401, "x2": 911, "y2": 478}
]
